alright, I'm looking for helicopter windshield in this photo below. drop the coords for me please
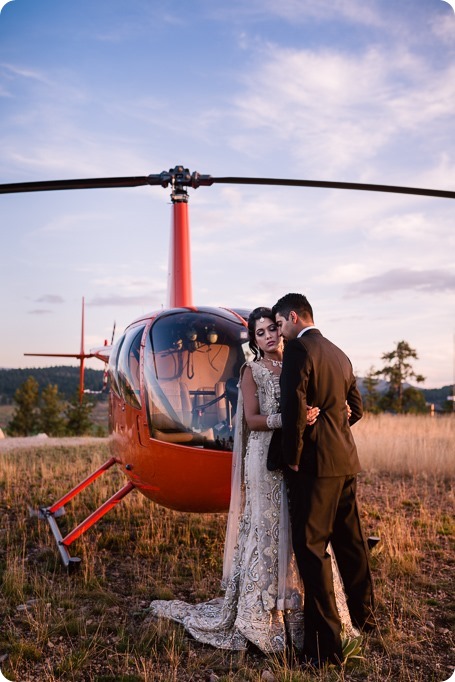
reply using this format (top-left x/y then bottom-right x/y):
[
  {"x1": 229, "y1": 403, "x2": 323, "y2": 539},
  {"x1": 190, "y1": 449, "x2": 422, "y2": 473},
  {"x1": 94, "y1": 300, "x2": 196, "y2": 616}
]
[
  {"x1": 117, "y1": 325, "x2": 144, "y2": 409},
  {"x1": 144, "y1": 308, "x2": 248, "y2": 451},
  {"x1": 107, "y1": 334, "x2": 125, "y2": 398}
]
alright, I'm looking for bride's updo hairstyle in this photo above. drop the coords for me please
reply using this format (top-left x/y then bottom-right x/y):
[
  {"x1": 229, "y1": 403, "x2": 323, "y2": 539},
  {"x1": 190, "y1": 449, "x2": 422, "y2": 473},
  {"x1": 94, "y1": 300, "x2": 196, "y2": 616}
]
[{"x1": 247, "y1": 307, "x2": 275, "y2": 361}]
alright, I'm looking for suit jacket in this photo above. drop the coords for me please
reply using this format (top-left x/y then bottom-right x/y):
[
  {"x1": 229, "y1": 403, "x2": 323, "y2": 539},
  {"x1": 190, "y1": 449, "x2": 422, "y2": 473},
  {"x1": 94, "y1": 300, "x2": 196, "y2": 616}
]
[{"x1": 280, "y1": 328, "x2": 363, "y2": 476}]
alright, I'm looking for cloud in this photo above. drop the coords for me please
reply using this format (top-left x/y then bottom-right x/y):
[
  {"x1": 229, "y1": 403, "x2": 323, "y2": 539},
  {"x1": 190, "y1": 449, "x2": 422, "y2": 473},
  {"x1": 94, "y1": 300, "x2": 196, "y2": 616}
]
[
  {"x1": 28, "y1": 309, "x2": 53, "y2": 315},
  {"x1": 346, "y1": 268, "x2": 455, "y2": 297},
  {"x1": 211, "y1": 0, "x2": 385, "y2": 29},
  {"x1": 229, "y1": 44, "x2": 455, "y2": 177},
  {"x1": 0, "y1": 62, "x2": 51, "y2": 84},
  {"x1": 431, "y1": 11, "x2": 455, "y2": 43},
  {"x1": 368, "y1": 212, "x2": 434, "y2": 241},
  {"x1": 34, "y1": 294, "x2": 64, "y2": 304},
  {"x1": 262, "y1": 0, "x2": 385, "y2": 28}
]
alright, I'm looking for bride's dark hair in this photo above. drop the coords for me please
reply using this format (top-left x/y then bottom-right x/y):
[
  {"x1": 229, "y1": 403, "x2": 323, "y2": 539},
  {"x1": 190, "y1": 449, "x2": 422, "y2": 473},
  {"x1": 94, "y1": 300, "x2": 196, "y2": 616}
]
[{"x1": 247, "y1": 307, "x2": 275, "y2": 361}]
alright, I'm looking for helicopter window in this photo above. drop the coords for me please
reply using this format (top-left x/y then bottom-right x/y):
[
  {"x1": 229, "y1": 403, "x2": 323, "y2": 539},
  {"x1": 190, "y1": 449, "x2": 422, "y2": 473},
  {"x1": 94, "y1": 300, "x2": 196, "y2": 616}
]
[
  {"x1": 144, "y1": 308, "x2": 248, "y2": 450},
  {"x1": 107, "y1": 334, "x2": 126, "y2": 398},
  {"x1": 117, "y1": 325, "x2": 145, "y2": 409}
]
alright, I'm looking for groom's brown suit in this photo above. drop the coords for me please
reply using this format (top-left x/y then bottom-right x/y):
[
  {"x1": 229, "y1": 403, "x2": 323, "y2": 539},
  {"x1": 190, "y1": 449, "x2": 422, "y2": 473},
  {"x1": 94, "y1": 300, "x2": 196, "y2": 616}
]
[{"x1": 280, "y1": 328, "x2": 374, "y2": 663}]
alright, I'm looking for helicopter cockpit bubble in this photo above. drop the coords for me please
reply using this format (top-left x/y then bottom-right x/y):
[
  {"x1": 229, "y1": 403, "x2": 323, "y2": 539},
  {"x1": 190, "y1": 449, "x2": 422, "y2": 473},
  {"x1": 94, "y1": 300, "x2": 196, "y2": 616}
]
[{"x1": 144, "y1": 307, "x2": 248, "y2": 450}]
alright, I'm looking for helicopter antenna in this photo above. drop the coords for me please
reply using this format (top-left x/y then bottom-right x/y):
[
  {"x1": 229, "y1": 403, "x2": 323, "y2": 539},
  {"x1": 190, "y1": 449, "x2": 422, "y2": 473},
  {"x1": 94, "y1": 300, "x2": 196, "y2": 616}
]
[
  {"x1": 101, "y1": 321, "x2": 116, "y2": 393},
  {"x1": 79, "y1": 297, "x2": 86, "y2": 403}
]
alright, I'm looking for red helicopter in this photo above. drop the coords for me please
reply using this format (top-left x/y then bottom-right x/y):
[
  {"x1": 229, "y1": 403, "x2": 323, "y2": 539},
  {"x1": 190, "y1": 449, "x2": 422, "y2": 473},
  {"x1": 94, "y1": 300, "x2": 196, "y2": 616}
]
[{"x1": 2, "y1": 166, "x2": 453, "y2": 567}]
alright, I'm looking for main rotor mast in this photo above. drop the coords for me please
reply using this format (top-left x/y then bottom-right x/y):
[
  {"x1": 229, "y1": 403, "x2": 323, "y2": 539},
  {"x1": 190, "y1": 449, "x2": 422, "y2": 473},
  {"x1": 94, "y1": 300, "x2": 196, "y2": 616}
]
[{"x1": 164, "y1": 167, "x2": 201, "y2": 308}]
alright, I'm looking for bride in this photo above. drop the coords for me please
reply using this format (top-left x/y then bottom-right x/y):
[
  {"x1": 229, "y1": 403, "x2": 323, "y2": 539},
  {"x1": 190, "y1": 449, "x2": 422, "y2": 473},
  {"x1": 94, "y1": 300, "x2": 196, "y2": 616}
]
[{"x1": 148, "y1": 307, "x2": 358, "y2": 654}]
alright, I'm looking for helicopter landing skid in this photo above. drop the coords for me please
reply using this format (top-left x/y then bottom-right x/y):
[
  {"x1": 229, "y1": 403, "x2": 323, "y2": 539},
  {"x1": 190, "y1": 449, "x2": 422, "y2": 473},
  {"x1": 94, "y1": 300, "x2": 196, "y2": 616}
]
[
  {"x1": 33, "y1": 456, "x2": 136, "y2": 569},
  {"x1": 38, "y1": 506, "x2": 82, "y2": 570}
]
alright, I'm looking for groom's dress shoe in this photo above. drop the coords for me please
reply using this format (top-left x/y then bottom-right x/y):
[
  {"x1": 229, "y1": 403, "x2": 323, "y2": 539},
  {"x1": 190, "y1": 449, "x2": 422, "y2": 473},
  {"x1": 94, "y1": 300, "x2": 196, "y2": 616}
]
[
  {"x1": 298, "y1": 654, "x2": 341, "y2": 669},
  {"x1": 352, "y1": 607, "x2": 377, "y2": 633},
  {"x1": 353, "y1": 615, "x2": 377, "y2": 633}
]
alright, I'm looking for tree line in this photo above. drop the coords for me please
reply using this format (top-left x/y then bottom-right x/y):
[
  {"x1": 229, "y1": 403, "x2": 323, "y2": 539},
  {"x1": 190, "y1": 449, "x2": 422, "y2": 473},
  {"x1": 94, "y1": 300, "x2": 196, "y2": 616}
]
[
  {"x1": 5, "y1": 377, "x2": 102, "y2": 437},
  {"x1": 3, "y1": 340, "x2": 452, "y2": 437},
  {"x1": 0, "y1": 366, "x2": 105, "y2": 404}
]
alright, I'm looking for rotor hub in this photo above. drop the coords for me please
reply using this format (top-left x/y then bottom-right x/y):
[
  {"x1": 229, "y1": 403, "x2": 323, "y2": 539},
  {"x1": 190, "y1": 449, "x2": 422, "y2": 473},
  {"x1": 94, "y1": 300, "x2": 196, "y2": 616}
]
[{"x1": 147, "y1": 166, "x2": 213, "y2": 202}]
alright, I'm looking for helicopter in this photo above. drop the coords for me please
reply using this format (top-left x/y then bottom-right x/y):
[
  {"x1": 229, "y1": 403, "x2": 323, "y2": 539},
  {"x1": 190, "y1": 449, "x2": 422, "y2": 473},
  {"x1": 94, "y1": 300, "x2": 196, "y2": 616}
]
[{"x1": 2, "y1": 165, "x2": 454, "y2": 567}]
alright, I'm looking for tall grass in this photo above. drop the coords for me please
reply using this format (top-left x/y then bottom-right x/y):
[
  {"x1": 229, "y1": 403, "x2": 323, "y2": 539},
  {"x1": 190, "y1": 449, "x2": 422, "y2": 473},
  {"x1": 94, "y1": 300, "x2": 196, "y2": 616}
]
[
  {"x1": 354, "y1": 413, "x2": 454, "y2": 476},
  {"x1": 0, "y1": 415, "x2": 454, "y2": 681}
]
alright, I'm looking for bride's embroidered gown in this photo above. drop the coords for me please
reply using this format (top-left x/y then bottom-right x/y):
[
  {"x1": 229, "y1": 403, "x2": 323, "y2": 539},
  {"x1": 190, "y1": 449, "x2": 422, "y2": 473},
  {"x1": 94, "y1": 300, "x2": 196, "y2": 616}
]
[{"x1": 149, "y1": 361, "x2": 357, "y2": 653}]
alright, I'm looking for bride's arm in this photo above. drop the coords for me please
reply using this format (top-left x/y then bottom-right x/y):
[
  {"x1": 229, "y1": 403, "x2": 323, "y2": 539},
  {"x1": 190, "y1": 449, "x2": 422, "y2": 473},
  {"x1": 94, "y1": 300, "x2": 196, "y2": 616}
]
[
  {"x1": 242, "y1": 367, "x2": 320, "y2": 430},
  {"x1": 241, "y1": 366, "x2": 271, "y2": 431}
]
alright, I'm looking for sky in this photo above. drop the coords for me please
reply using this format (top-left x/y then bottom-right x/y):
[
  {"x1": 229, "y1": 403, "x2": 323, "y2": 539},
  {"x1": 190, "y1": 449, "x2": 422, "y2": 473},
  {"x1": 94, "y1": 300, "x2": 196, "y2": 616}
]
[{"x1": 0, "y1": 0, "x2": 454, "y2": 388}]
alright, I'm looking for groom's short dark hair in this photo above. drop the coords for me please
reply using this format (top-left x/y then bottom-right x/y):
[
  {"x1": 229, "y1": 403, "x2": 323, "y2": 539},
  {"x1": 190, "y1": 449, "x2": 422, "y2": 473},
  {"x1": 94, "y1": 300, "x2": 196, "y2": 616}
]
[{"x1": 272, "y1": 293, "x2": 314, "y2": 321}]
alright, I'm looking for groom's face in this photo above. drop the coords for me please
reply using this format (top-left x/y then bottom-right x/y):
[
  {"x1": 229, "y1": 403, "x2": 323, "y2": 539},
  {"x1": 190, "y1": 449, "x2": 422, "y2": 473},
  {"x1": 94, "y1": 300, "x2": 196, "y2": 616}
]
[{"x1": 275, "y1": 312, "x2": 298, "y2": 341}]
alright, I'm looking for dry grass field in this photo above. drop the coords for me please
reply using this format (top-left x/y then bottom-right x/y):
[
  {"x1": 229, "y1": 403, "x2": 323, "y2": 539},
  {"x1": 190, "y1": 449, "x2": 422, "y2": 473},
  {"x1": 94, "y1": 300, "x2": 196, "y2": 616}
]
[{"x1": 0, "y1": 415, "x2": 454, "y2": 681}]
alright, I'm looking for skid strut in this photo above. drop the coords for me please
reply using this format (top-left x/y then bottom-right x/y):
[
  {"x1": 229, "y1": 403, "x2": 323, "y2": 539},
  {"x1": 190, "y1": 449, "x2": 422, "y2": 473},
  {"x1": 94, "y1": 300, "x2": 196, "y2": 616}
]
[{"x1": 38, "y1": 456, "x2": 136, "y2": 568}]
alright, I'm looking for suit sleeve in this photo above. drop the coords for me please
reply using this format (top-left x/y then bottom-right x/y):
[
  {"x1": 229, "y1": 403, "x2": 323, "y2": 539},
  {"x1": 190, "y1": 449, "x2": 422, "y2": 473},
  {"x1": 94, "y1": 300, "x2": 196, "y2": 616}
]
[
  {"x1": 280, "y1": 340, "x2": 311, "y2": 466},
  {"x1": 347, "y1": 372, "x2": 363, "y2": 426}
]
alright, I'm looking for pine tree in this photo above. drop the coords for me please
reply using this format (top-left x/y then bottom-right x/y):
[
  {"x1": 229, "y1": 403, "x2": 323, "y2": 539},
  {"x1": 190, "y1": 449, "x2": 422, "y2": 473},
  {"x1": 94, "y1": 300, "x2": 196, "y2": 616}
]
[
  {"x1": 402, "y1": 386, "x2": 428, "y2": 414},
  {"x1": 363, "y1": 366, "x2": 381, "y2": 413},
  {"x1": 39, "y1": 384, "x2": 66, "y2": 436},
  {"x1": 376, "y1": 341, "x2": 425, "y2": 413},
  {"x1": 64, "y1": 395, "x2": 94, "y2": 436},
  {"x1": 7, "y1": 376, "x2": 40, "y2": 436}
]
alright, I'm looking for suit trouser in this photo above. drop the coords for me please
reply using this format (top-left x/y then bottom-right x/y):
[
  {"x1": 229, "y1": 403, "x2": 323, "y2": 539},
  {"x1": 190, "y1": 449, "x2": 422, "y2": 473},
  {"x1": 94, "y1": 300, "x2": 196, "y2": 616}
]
[{"x1": 284, "y1": 471, "x2": 374, "y2": 662}]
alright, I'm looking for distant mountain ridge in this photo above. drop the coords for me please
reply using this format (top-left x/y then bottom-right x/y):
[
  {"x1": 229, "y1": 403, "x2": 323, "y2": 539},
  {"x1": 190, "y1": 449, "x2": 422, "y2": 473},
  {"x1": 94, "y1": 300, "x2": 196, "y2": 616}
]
[
  {"x1": 0, "y1": 366, "x2": 106, "y2": 403},
  {"x1": 356, "y1": 377, "x2": 453, "y2": 410}
]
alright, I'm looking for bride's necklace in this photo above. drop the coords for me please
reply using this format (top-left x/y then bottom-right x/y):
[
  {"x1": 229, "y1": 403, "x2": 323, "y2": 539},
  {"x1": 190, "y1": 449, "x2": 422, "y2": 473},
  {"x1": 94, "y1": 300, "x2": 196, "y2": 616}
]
[{"x1": 264, "y1": 355, "x2": 282, "y2": 368}]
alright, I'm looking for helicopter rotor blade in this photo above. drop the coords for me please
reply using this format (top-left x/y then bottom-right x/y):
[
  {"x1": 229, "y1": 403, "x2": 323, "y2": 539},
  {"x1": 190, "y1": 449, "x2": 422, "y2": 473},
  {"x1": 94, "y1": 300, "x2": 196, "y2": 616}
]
[
  {"x1": 0, "y1": 166, "x2": 453, "y2": 199},
  {"x1": 0, "y1": 174, "x2": 170, "y2": 194},
  {"x1": 207, "y1": 176, "x2": 455, "y2": 200}
]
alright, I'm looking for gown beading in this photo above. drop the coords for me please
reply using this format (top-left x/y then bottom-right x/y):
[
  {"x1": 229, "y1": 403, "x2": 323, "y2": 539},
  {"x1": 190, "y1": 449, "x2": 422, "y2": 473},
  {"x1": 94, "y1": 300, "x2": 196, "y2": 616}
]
[{"x1": 148, "y1": 360, "x2": 358, "y2": 653}]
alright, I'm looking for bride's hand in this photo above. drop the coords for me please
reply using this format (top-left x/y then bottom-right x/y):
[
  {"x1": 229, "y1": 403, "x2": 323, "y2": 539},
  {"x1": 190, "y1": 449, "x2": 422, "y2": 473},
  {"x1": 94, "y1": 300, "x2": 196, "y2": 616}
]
[
  {"x1": 307, "y1": 405, "x2": 320, "y2": 425},
  {"x1": 346, "y1": 401, "x2": 352, "y2": 420}
]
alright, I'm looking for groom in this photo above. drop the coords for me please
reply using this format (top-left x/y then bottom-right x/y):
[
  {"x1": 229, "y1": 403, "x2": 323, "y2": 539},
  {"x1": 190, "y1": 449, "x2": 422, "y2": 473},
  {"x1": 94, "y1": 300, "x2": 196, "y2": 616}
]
[{"x1": 272, "y1": 292, "x2": 375, "y2": 666}]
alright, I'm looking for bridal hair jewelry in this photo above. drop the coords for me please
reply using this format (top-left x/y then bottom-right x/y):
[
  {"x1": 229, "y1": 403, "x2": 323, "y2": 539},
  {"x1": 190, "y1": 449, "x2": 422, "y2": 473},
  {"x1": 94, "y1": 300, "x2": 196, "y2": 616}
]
[{"x1": 259, "y1": 316, "x2": 265, "y2": 322}]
